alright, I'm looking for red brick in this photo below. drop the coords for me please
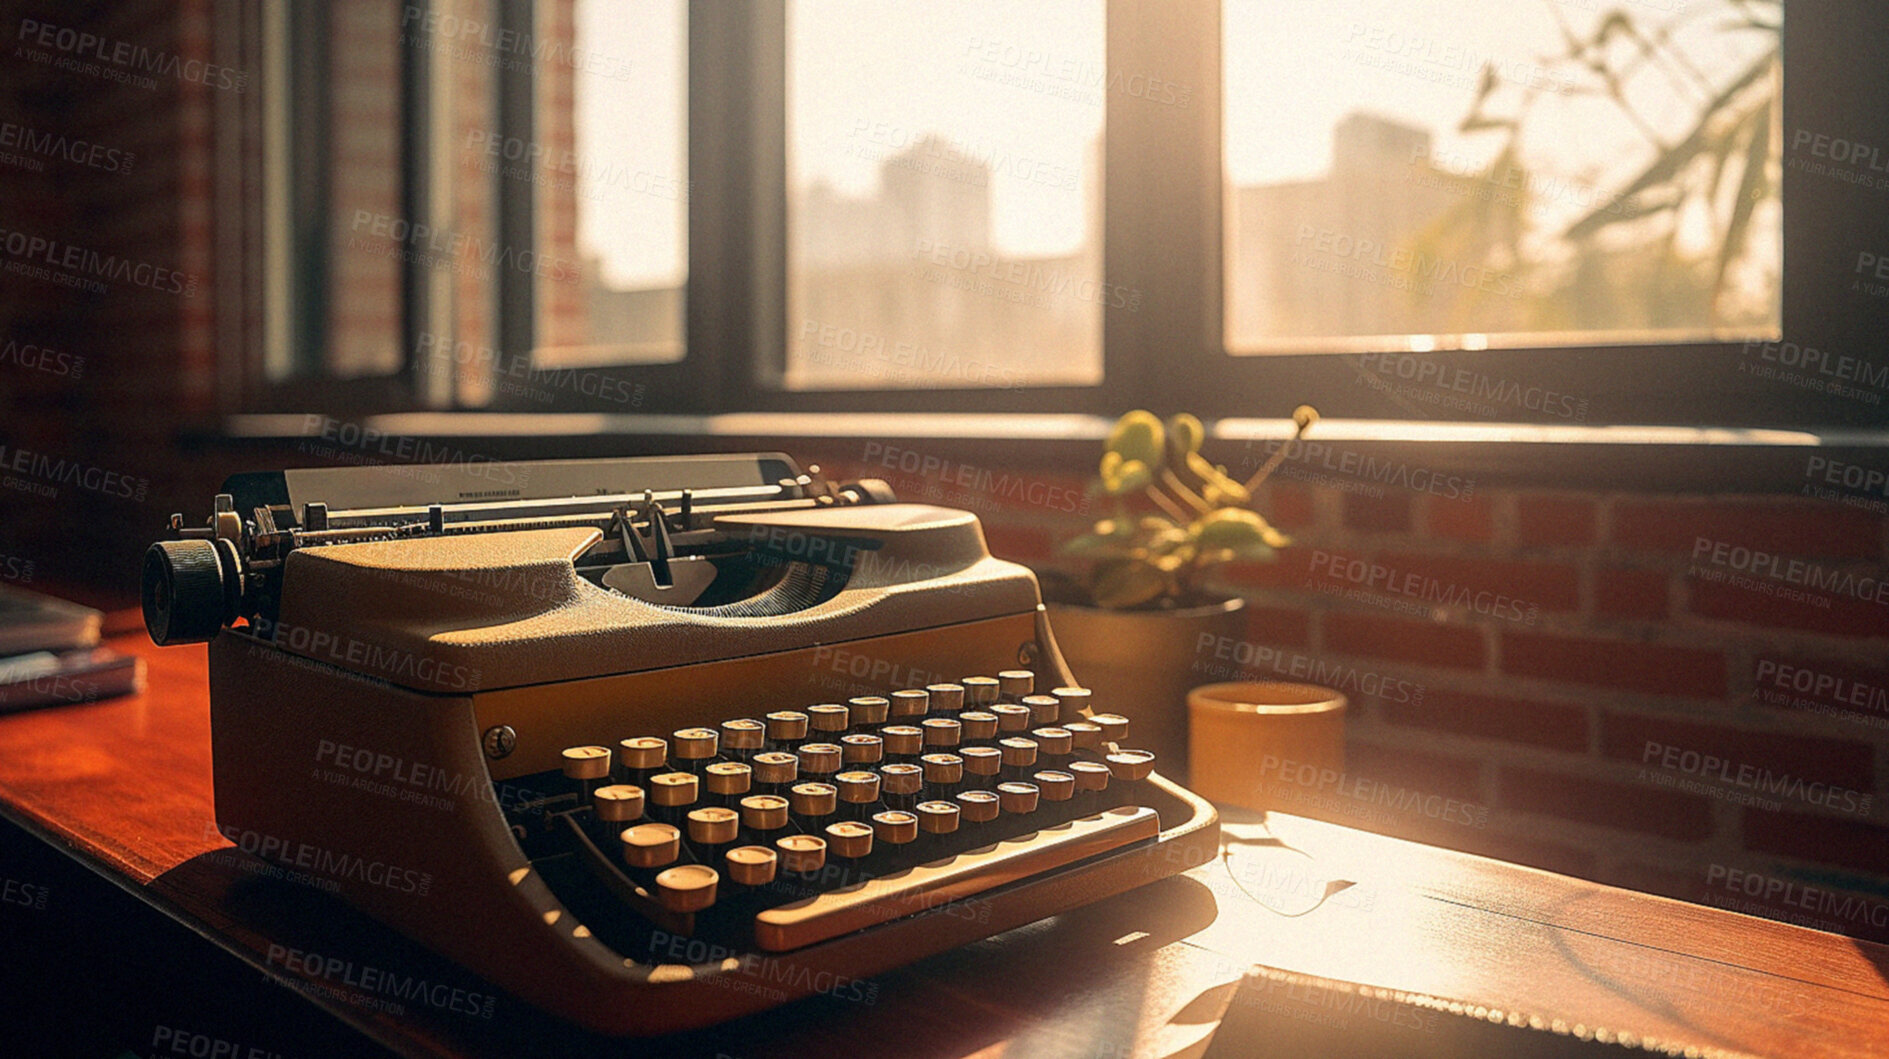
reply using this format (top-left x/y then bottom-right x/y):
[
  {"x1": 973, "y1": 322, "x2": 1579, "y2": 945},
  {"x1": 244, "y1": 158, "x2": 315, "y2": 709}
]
[
  {"x1": 1382, "y1": 690, "x2": 1589, "y2": 753},
  {"x1": 1322, "y1": 612, "x2": 1486, "y2": 670},
  {"x1": 1346, "y1": 741, "x2": 1484, "y2": 804},
  {"x1": 1612, "y1": 499, "x2": 1883, "y2": 559},
  {"x1": 1750, "y1": 654, "x2": 1889, "y2": 723},
  {"x1": 1497, "y1": 767, "x2": 1714, "y2": 840},
  {"x1": 1349, "y1": 553, "x2": 1580, "y2": 613},
  {"x1": 1744, "y1": 809, "x2": 1889, "y2": 877},
  {"x1": 1595, "y1": 568, "x2": 1668, "y2": 620},
  {"x1": 1516, "y1": 494, "x2": 1598, "y2": 546},
  {"x1": 1221, "y1": 548, "x2": 1322, "y2": 591},
  {"x1": 1241, "y1": 603, "x2": 1312, "y2": 648},
  {"x1": 1342, "y1": 491, "x2": 1413, "y2": 533},
  {"x1": 1601, "y1": 712, "x2": 1875, "y2": 793},
  {"x1": 1424, "y1": 491, "x2": 1495, "y2": 542},
  {"x1": 1501, "y1": 632, "x2": 1726, "y2": 699},
  {"x1": 1688, "y1": 575, "x2": 1889, "y2": 639},
  {"x1": 980, "y1": 522, "x2": 1054, "y2": 564},
  {"x1": 1262, "y1": 481, "x2": 1317, "y2": 530}
]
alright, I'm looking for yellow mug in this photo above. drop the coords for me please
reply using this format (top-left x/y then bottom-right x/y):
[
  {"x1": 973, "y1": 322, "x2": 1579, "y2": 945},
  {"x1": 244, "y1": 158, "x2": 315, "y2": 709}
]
[{"x1": 1187, "y1": 682, "x2": 1346, "y2": 810}]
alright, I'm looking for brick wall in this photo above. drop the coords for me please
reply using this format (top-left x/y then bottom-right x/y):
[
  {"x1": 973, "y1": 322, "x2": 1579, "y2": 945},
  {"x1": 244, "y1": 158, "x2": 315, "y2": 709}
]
[{"x1": 822, "y1": 451, "x2": 1889, "y2": 943}]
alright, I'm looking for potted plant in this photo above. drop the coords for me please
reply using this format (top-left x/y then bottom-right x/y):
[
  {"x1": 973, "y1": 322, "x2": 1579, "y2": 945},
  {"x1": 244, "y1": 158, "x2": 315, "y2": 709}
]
[{"x1": 1042, "y1": 406, "x2": 1318, "y2": 781}]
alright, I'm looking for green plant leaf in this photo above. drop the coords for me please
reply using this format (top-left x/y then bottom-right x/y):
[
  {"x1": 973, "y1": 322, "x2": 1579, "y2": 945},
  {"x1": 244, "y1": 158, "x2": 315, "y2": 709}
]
[
  {"x1": 1105, "y1": 410, "x2": 1166, "y2": 467},
  {"x1": 1166, "y1": 413, "x2": 1206, "y2": 456},
  {"x1": 1089, "y1": 558, "x2": 1170, "y2": 610}
]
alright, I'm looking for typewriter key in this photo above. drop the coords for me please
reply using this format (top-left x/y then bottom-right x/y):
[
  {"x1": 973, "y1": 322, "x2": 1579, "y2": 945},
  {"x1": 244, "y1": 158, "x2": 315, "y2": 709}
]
[
  {"x1": 1033, "y1": 770, "x2": 1076, "y2": 826},
  {"x1": 1031, "y1": 727, "x2": 1074, "y2": 771},
  {"x1": 889, "y1": 688, "x2": 930, "y2": 720},
  {"x1": 1023, "y1": 694, "x2": 1063, "y2": 727},
  {"x1": 1092, "y1": 713, "x2": 1131, "y2": 744},
  {"x1": 593, "y1": 784, "x2": 646, "y2": 825},
  {"x1": 1069, "y1": 760, "x2": 1112, "y2": 818},
  {"x1": 997, "y1": 669, "x2": 1034, "y2": 701},
  {"x1": 704, "y1": 762, "x2": 753, "y2": 807},
  {"x1": 621, "y1": 822, "x2": 682, "y2": 873},
  {"x1": 796, "y1": 742, "x2": 843, "y2": 783},
  {"x1": 775, "y1": 834, "x2": 827, "y2": 876},
  {"x1": 920, "y1": 752, "x2": 964, "y2": 798},
  {"x1": 840, "y1": 733, "x2": 884, "y2": 766},
  {"x1": 739, "y1": 794, "x2": 791, "y2": 845},
  {"x1": 1105, "y1": 749, "x2": 1155, "y2": 781},
  {"x1": 1065, "y1": 721, "x2": 1104, "y2": 755},
  {"x1": 959, "y1": 711, "x2": 999, "y2": 745},
  {"x1": 1050, "y1": 686, "x2": 1092, "y2": 721},
  {"x1": 720, "y1": 719, "x2": 765, "y2": 763},
  {"x1": 725, "y1": 845, "x2": 778, "y2": 888},
  {"x1": 925, "y1": 683, "x2": 966, "y2": 713},
  {"x1": 687, "y1": 806, "x2": 741, "y2": 865},
  {"x1": 915, "y1": 800, "x2": 960, "y2": 836},
  {"x1": 962, "y1": 676, "x2": 1000, "y2": 707},
  {"x1": 1105, "y1": 750, "x2": 1156, "y2": 809},
  {"x1": 562, "y1": 745, "x2": 612, "y2": 781},
  {"x1": 880, "y1": 725, "x2": 923, "y2": 763},
  {"x1": 1033, "y1": 770, "x2": 1075, "y2": 803},
  {"x1": 998, "y1": 737, "x2": 1039, "y2": 781},
  {"x1": 997, "y1": 781, "x2": 1041, "y2": 817},
  {"x1": 618, "y1": 737, "x2": 668, "y2": 787},
  {"x1": 879, "y1": 763, "x2": 923, "y2": 811},
  {"x1": 752, "y1": 752, "x2": 800, "y2": 795},
  {"x1": 834, "y1": 771, "x2": 882, "y2": 820},
  {"x1": 765, "y1": 711, "x2": 809, "y2": 750},
  {"x1": 959, "y1": 745, "x2": 1002, "y2": 790},
  {"x1": 991, "y1": 703, "x2": 1032, "y2": 735},
  {"x1": 845, "y1": 696, "x2": 890, "y2": 728},
  {"x1": 954, "y1": 790, "x2": 1000, "y2": 844},
  {"x1": 807, "y1": 703, "x2": 850, "y2": 736},
  {"x1": 670, "y1": 727, "x2": 721, "y2": 773},
  {"x1": 648, "y1": 772, "x2": 700, "y2": 826},
  {"x1": 788, "y1": 781, "x2": 840, "y2": 837},
  {"x1": 920, "y1": 717, "x2": 961, "y2": 749},
  {"x1": 824, "y1": 821, "x2": 874, "y2": 867},
  {"x1": 871, "y1": 810, "x2": 919, "y2": 849},
  {"x1": 654, "y1": 864, "x2": 719, "y2": 914}
]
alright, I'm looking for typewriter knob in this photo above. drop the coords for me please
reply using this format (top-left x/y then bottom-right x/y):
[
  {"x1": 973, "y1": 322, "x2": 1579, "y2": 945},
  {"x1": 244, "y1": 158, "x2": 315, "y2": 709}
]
[{"x1": 142, "y1": 538, "x2": 240, "y2": 645}]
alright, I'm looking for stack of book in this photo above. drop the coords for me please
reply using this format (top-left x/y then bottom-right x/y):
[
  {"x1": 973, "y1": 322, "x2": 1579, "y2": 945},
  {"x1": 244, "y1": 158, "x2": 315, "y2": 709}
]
[{"x1": 0, "y1": 585, "x2": 144, "y2": 713}]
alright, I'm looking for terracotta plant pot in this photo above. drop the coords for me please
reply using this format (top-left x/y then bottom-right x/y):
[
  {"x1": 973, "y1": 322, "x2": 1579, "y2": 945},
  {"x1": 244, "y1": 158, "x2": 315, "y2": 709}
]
[{"x1": 1041, "y1": 573, "x2": 1246, "y2": 783}]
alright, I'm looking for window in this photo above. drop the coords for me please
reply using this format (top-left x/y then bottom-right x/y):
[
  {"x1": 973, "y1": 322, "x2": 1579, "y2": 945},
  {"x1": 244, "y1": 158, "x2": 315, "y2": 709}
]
[
  {"x1": 245, "y1": 0, "x2": 1889, "y2": 430},
  {"x1": 531, "y1": 0, "x2": 687, "y2": 369},
  {"x1": 1223, "y1": 0, "x2": 1781, "y2": 352},
  {"x1": 785, "y1": 0, "x2": 1105, "y2": 391}
]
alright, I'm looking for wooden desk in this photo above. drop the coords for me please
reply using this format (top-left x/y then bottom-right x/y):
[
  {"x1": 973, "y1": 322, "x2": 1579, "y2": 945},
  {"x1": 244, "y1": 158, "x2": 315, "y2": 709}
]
[{"x1": 2, "y1": 628, "x2": 1887, "y2": 1058}]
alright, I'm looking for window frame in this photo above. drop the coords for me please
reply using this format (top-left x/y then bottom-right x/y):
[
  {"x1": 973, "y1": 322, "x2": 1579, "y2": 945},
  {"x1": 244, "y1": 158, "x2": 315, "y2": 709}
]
[{"x1": 249, "y1": 0, "x2": 1889, "y2": 431}]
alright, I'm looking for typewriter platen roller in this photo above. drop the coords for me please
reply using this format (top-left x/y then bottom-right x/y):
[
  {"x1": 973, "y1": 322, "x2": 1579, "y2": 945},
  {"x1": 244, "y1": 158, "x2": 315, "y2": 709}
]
[{"x1": 144, "y1": 453, "x2": 1218, "y2": 1036}]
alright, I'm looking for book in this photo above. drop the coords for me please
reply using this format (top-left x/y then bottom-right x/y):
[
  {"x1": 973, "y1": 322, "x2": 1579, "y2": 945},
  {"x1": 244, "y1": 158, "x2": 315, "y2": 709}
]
[
  {"x1": 0, "y1": 648, "x2": 145, "y2": 712},
  {"x1": 0, "y1": 583, "x2": 101, "y2": 656}
]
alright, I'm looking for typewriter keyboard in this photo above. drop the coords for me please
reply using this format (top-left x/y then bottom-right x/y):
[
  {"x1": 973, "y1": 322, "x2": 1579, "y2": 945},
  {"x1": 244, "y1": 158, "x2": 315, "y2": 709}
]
[{"x1": 495, "y1": 671, "x2": 1163, "y2": 958}]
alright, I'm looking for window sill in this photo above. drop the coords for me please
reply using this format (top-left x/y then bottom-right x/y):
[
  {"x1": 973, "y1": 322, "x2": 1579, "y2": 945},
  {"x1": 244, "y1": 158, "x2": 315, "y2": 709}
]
[{"x1": 215, "y1": 413, "x2": 1889, "y2": 495}]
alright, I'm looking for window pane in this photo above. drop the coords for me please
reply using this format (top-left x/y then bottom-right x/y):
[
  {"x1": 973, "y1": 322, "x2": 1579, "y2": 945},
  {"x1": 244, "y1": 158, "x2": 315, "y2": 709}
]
[
  {"x1": 272, "y1": 0, "x2": 406, "y2": 382},
  {"x1": 534, "y1": 0, "x2": 687, "y2": 367},
  {"x1": 1224, "y1": 0, "x2": 1781, "y2": 352},
  {"x1": 786, "y1": 0, "x2": 1104, "y2": 390}
]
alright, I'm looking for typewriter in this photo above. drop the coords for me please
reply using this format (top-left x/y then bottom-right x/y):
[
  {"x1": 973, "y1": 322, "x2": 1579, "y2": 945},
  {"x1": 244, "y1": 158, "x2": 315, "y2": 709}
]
[{"x1": 141, "y1": 453, "x2": 1218, "y2": 1036}]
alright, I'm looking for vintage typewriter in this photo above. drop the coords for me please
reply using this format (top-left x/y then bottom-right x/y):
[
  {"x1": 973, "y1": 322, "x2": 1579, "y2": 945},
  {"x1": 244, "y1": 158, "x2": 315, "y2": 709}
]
[{"x1": 141, "y1": 453, "x2": 1218, "y2": 1036}]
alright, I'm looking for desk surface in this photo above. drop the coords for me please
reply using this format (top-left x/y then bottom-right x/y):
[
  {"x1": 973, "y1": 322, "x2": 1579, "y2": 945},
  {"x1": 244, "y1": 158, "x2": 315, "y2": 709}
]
[{"x1": 3, "y1": 629, "x2": 1888, "y2": 1058}]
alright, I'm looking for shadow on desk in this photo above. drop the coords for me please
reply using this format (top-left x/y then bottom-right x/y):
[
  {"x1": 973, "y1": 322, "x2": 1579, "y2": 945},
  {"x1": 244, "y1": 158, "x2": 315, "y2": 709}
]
[{"x1": 149, "y1": 847, "x2": 1227, "y2": 1059}]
